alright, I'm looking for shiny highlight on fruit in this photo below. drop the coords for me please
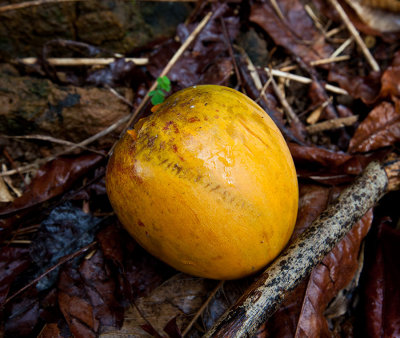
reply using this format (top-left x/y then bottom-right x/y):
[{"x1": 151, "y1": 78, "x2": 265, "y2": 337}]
[{"x1": 106, "y1": 85, "x2": 298, "y2": 280}]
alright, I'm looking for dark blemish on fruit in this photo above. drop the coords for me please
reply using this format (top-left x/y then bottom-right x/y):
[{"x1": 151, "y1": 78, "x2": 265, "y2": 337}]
[
  {"x1": 172, "y1": 144, "x2": 178, "y2": 152},
  {"x1": 178, "y1": 155, "x2": 185, "y2": 162},
  {"x1": 163, "y1": 121, "x2": 173, "y2": 130},
  {"x1": 205, "y1": 102, "x2": 208, "y2": 106},
  {"x1": 204, "y1": 116, "x2": 208, "y2": 121},
  {"x1": 174, "y1": 164, "x2": 182, "y2": 174},
  {"x1": 188, "y1": 116, "x2": 200, "y2": 123},
  {"x1": 147, "y1": 136, "x2": 157, "y2": 148},
  {"x1": 138, "y1": 220, "x2": 145, "y2": 227},
  {"x1": 216, "y1": 109, "x2": 220, "y2": 112},
  {"x1": 211, "y1": 185, "x2": 220, "y2": 192},
  {"x1": 159, "y1": 159, "x2": 168, "y2": 165},
  {"x1": 145, "y1": 231, "x2": 149, "y2": 237}
]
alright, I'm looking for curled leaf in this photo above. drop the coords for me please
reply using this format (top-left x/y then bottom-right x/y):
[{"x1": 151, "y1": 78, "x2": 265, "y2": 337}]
[{"x1": 348, "y1": 101, "x2": 400, "y2": 153}]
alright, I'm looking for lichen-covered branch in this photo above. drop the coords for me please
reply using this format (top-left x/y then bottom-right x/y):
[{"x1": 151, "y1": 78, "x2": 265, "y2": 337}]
[{"x1": 205, "y1": 161, "x2": 391, "y2": 337}]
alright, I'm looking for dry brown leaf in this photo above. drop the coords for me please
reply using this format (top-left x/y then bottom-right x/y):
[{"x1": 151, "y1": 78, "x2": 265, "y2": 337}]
[
  {"x1": 344, "y1": 0, "x2": 400, "y2": 32},
  {"x1": 348, "y1": 100, "x2": 400, "y2": 153},
  {"x1": 101, "y1": 274, "x2": 211, "y2": 337},
  {"x1": 294, "y1": 210, "x2": 373, "y2": 337}
]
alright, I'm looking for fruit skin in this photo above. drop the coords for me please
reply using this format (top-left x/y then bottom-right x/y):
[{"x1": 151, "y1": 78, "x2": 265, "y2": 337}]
[{"x1": 106, "y1": 85, "x2": 298, "y2": 280}]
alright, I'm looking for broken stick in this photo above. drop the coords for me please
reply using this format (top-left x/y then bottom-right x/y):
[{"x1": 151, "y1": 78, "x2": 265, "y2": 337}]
[{"x1": 205, "y1": 157, "x2": 399, "y2": 337}]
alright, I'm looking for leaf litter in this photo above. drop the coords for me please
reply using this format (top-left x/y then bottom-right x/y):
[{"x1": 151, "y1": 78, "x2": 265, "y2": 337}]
[{"x1": 0, "y1": 0, "x2": 399, "y2": 337}]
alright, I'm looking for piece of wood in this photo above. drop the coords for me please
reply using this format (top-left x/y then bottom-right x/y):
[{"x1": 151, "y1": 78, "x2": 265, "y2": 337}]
[{"x1": 205, "y1": 158, "x2": 398, "y2": 337}]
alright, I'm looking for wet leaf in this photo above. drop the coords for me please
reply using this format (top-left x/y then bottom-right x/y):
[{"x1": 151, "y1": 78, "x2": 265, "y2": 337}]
[
  {"x1": 0, "y1": 154, "x2": 103, "y2": 216},
  {"x1": 29, "y1": 202, "x2": 101, "y2": 291},
  {"x1": 348, "y1": 100, "x2": 400, "y2": 153},
  {"x1": 97, "y1": 223, "x2": 174, "y2": 303},
  {"x1": 328, "y1": 67, "x2": 381, "y2": 105},
  {"x1": 58, "y1": 247, "x2": 125, "y2": 337},
  {"x1": 0, "y1": 247, "x2": 30, "y2": 306},
  {"x1": 363, "y1": 220, "x2": 400, "y2": 337},
  {"x1": 380, "y1": 50, "x2": 400, "y2": 98},
  {"x1": 250, "y1": 1, "x2": 333, "y2": 65},
  {"x1": 259, "y1": 187, "x2": 373, "y2": 337},
  {"x1": 4, "y1": 294, "x2": 40, "y2": 337},
  {"x1": 288, "y1": 143, "x2": 352, "y2": 167},
  {"x1": 294, "y1": 210, "x2": 373, "y2": 337},
  {"x1": 101, "y1": 274, "x2": 212, "y2": 337}
]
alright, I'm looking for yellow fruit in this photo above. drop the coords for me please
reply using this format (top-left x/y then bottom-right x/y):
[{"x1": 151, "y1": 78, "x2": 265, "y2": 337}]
[{"x1": 106, "y1": 85, "x2": 298, "y2": 280}]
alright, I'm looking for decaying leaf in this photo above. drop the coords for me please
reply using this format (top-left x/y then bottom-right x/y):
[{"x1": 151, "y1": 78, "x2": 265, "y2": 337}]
[
  {"x1": 250, "y1": 0, "x2": 333, "y2": 65},
  {"x1": 258, "y1": 186, "x2": 373, "y2": 337},
  {"x1": 101, "y1": 274, "x2": 212, "y2": 337},
  {"x1": 348, "y1": 100, "x2": 400, "y2": 153},
  {"x1": 29, "y1": 202, "x2": 101, "y2": 291},
  {"x1": 0, "y1": 247, "x2": 30, "y2": 306},
  {"x1": 0, "y1": 154, "x2": 103, "y2": 216},
  {"x1": 363, "y1": 220, "x2": 400, "y2": 337}
]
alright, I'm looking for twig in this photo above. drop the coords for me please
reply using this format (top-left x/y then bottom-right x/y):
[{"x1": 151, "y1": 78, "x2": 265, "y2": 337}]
[
  {"x1": 105, "y1": 85, "x2": 134, "y2": 109},
  {"x1": 265, "y1": 68, "x2": 349, "y2": 95},
  {"x1": 4, "y1": 241, "x2": 97, "y2": 305},
  {"x1": 0, "y1": 0, "x2": 83, "y2": 12},
  {"x1": 220, "y1": 18, "x2": 243, "y2": 92},
  {"x1": 16, "y1": 57, "x2": 148, "y2": 66},
  {"x1": 330, "y1": 37, "x2": 353, "y2": 58},
  {"x1": 267, "y1": 68, "x2": 301, "y2": 124},
  {"x1": 270, "y1": 0, "x2": 285, "y2": 21},
  {"x1": 306, "y1": 115, "x2": 358, "y2": 134},
  {"x1": 310, "y1": 55, "x2": 350, "y2": 66},
  {"x1": 182, "y1": 280, "x2": 224, "y2": 336},
  {"x1": 306, "y1": 97, "x2": 332, "y2": 124},
  {"x1": 327, "y1": 0, "x2": 380, "y2": 72},
  {"x1": 205, "y1": 159, "x2": 399, "y2": 337},
  {"x1": 2, "y1": 134, "x2": 104, "y2": 155},
  {"x1": 115, "y1": 11, "x2": 213, "y2": 151}
]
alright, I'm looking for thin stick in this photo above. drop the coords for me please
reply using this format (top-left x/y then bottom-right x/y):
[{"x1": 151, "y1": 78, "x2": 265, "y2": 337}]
[
  {"x1": 327, "y1": 0, "x2": 380, "y2": 72},
  {"x1": 265, "y1": 68, "x2": 349, "y2": 95},
  {"x1": 17, "y1": 57, "x2": 148, "y2": 66},
  {"x1": 3, "y1": 134, "x2": 104, "y2": 155},
  {"x1": 220, "y1": 18, "x2": 243, "y2": 92},
  {"x1": 105, "y1": 85, "x2": 134, "y2": 108},
  {"x1": 306, "y1": 115, "x2": 358, "y2": 134},
  {"x1": 205, "y1": 160, "x2": 393, "y2": 337},
  {"x1": 270, "y1": 0, "x2": 285, "y2": 21},
  {"x1": 267, "y1": 68, "x2": 301, "y2": 124},
  {"x1": 4, "y1": 241, "x2": 96, "y2": 305},
  {"x1": 117, "y1": 11, "x2": 213, "y2": 145},
  {"x1": 182, "y1": 280, "x2": 224, "y2": 337},
  {"x1": 0, "y1": 0, "x2": 83, "y2": 13},
  {"x1": 0, "y1": 115, "x2": 126, "y2": 177},
  {"x1": 330, "y1": 37, "x2": 353, "y2": 58},
  {"x1": 310, "y1": 55, "x2": 350, "y2": 66}
]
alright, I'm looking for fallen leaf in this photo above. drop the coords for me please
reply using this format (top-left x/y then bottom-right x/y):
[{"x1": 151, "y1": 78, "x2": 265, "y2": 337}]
[
  {"x1": 4, "y1": 294, "x2": 40, "y2": 337},
  {"x1": 294, "y1": 210, "x2": 373, "y2": 337},
  {"x1": 259, "y1": 187, "x2": 373, "y2": 337},
  {"x1": 0, "y1": 154, "x2": 103, "y2": 216},
  {"x1": 380, "y1": 50, "x2": 400, "y2": 98},
  {"x1": 0, "y1": 247, "x2": 30, "y2": 306},
  {"x1": 363, "y1": 220, "x2": 400, "y2": 337},
  {"x1": 29, "y1": 202, "x2": 101, "y2": 291},
  {"x1": 101, "y1": 274, "x2": 212, "y2": 337},
  {"x1": 288, "y1": 143, "x2": 352, "y2": 167},
  {"x1": 250, "y1": 0, "x2": 333, "y2": 65},
  {"x1": 348, "y1": 100, "x2": 400, "y2": 153}
]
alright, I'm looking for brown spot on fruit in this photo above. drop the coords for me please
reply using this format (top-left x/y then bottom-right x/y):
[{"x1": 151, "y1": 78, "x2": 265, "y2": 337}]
[
  {"x1": 172, "y1": 144, "x2": 178, "y2": 152},
  {"x1": 188, "y1": 116, "x2": 200, "y2": 123},
  {"x1": 138, "y1": 220, "x2": 145, "y2": 227}
]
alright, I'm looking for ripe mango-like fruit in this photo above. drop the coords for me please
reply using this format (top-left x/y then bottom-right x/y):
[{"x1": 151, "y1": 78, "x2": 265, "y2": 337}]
[{"x1": 106, "y1": 85, "x2": 298, "y2": 280}]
